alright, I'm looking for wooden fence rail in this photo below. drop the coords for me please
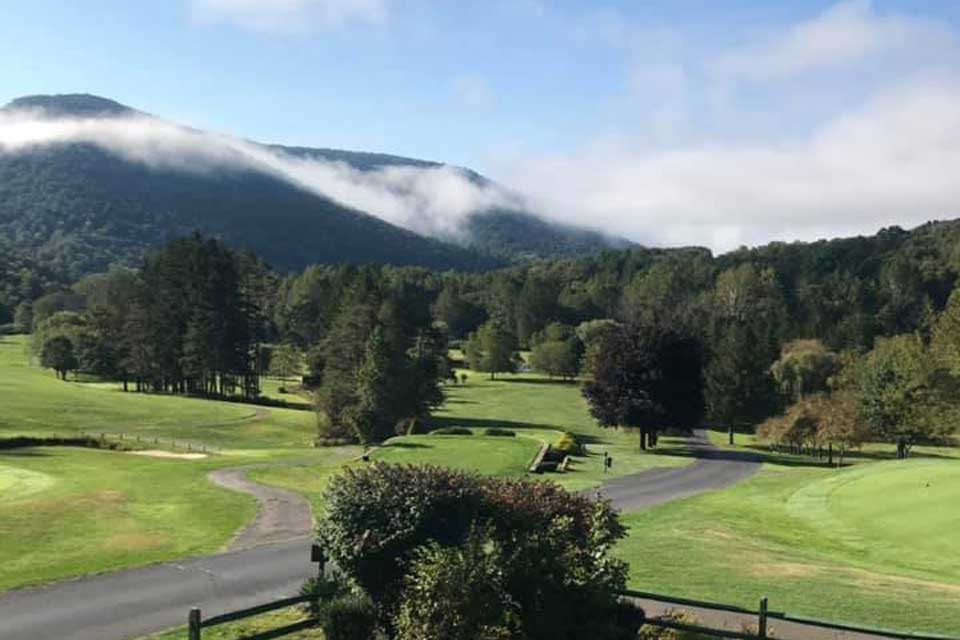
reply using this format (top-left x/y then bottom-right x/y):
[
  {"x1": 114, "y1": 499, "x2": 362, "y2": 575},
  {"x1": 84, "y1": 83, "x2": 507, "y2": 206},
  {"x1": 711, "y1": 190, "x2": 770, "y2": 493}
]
[
  {"x1": 620, "y1": 589, "x2": 960, "y2": 640},
  {"x1": 185, "y1": 588, "x2": 960, "y2": 640},
  {"x1": 188, "y1": 594, "x2": 320, "y2": 640}
]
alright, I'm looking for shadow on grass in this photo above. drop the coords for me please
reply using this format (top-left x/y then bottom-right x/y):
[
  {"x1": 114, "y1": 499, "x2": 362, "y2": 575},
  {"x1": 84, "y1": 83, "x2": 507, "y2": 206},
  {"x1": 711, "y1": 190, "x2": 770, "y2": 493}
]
[
  {"x1": 497, "y1": 377, "x2": 581, "y2": 386},
  {"x1": 384, "y1": 442, "x2": 433, "y2": 450},
  {"x1": 0, "y1": 449, "x2": 53, "y2": 458},
  {"x1": 428, "y1": 416, "x2": 606, "y2": 445}
]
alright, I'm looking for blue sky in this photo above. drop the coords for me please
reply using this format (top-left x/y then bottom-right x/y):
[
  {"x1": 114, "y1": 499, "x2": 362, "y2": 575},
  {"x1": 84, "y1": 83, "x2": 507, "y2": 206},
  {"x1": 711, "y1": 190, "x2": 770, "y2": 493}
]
[{"x1": 2, "y1": 1, "x2": 960, "y2": 250}]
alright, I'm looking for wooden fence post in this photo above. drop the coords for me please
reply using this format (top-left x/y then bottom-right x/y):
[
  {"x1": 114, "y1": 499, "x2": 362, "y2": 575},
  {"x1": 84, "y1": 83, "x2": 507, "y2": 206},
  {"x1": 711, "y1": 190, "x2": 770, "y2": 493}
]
[
  {"x1": 758, "y1": 596, "x2": 768, "y2": 639},
  {"x1": 189, "y1": 607, "x2": 202, "y2": 640}
]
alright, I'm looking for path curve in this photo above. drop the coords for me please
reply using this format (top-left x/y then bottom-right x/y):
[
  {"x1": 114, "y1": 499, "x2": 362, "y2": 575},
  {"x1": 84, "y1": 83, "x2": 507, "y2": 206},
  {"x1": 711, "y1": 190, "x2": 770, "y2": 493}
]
[
  {"x1": 208, "y1": 467, "x2": 314, "y2": 550},
  {"x1": 593, "y1": 429, "x2": 761, "y2": 512}
]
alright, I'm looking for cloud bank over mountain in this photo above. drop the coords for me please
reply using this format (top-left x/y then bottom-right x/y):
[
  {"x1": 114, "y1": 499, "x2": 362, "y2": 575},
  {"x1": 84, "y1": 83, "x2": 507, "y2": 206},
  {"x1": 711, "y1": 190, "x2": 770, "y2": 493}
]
[{"x1": 0, "y1": 107, "x2": 519, "y2": 239}]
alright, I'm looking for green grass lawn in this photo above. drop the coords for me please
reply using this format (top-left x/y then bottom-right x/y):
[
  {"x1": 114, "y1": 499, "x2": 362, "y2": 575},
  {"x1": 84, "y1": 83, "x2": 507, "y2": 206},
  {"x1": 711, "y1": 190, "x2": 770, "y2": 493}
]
[
  {"x1": 0, "y1": 335, "x2": 317, "y2": 450},
  {"x1": 142, "y1": 608, "x2": 323, "y2": 640},
  {"x1": 412, "y1": 371, "x2": 693, "y2": 491},
  {"x1": 617, "y1": 457, "x2": 960, "y2": 635},
  {"x1": 0, "y1": 335, "x2": 325, "y2": 591},
  {"x1": 0, "y1": 447, "x2": 257, "y2": 591}
]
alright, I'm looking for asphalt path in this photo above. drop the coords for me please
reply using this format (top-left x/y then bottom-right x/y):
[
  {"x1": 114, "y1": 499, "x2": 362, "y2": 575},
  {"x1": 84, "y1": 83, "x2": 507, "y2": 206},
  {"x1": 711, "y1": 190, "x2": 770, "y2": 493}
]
[
  {"x1": 593, "y1": 429, "x2": 761, "y2": 511},
  {"x1": 0, "y1": 431, "x2": 759, "y2": 640}
]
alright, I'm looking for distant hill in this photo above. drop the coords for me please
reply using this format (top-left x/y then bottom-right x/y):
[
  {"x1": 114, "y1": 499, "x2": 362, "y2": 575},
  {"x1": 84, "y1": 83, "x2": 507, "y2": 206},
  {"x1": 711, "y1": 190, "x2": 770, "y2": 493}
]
[{"x1": 0, "y1": 94, "x2": 627, "y2": 278}]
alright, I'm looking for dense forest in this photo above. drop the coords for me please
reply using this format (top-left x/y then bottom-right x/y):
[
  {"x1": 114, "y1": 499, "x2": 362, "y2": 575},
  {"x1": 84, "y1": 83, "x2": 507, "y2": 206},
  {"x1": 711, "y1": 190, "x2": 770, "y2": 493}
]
[{"x1": 10, "y1": 218, "x2": 960, "y2": 449}]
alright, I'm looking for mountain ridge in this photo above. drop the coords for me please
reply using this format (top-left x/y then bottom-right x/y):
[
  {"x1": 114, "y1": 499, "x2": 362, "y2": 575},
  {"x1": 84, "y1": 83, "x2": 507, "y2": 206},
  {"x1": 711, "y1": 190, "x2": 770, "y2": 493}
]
[{"x1": 0, "y1": 93, "x2": 629, "y2": 275}]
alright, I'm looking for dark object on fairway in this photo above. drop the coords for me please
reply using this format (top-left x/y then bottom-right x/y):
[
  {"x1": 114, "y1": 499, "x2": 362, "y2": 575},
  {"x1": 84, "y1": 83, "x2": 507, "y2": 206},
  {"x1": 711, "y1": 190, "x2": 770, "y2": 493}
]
[
  {"x1": 361, "y1": 453, "x2": 371, "y2": 462},
  {"x1": 604, "y1": 453, "x2": 613, "y2": 472}
]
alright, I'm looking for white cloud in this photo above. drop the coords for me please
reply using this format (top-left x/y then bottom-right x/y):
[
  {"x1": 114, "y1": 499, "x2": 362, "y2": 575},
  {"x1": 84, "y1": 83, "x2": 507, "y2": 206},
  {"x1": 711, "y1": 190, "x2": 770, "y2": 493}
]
[
  {"x1": 189, "y1": 0, "x2": 388, "y2": 33},
  {"x1": 713, "y1": 0, "x2": 954, "y2": 81},
  {"x1": 0, "y1": 108, "x2": 516, "y2": 238},
  {"x1": 502, "y1": 77, "x2": 960, "y2": 253},
  {"x1": 451, "y1": 76, "x2": 496, "y2": 112}
]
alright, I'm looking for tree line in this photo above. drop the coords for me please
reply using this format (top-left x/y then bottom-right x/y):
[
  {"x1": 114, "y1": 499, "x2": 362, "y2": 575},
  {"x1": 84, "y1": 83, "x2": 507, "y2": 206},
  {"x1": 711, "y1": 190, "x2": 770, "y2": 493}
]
[{"x1": 13, "y1": 219, "x2": 960, "y2": 448}]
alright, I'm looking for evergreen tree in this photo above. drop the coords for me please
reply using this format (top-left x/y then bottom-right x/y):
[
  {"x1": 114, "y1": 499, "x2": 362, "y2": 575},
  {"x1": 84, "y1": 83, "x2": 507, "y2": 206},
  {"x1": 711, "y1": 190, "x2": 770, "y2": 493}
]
[{"x1": 347, "y1": 327, "x2": 392, "y2": 444}]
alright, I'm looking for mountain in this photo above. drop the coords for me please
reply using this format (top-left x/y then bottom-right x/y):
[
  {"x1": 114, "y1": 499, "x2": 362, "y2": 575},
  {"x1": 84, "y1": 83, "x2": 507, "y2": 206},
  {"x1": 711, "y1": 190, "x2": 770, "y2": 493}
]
[{"x1": 0, "y1": 94, "x2": 626, "y2": 278}]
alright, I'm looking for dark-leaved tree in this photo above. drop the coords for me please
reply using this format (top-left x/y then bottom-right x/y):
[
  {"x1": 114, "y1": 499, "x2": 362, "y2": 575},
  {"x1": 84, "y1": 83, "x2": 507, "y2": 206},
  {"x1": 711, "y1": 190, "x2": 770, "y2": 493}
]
[{"x1": 583, "y1": 322, "x2": 705, "y2": 450}]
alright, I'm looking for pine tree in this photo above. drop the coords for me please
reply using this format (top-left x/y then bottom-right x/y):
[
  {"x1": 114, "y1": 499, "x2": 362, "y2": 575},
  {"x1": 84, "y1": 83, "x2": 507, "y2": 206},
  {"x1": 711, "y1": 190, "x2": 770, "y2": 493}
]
[{"x1": 347, "y1": 327, "x2": 392, "y2": 444}]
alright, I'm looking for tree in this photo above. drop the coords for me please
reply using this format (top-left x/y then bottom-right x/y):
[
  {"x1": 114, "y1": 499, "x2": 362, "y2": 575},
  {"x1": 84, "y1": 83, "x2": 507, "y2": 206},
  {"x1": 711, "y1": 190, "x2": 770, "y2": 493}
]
[
  {"x1": 346, "y1": 327, "x2": 393, "y2": 444},
  {"x1": 529, "y1": 323, "x2": 581, "y2": 380},
  {"x1": 705, "y1": 265, "x2": 783, "y2": 443},
  {"x1": 855, "y1": 334, "x2": 957, "y2": 457},
  {"x1": 431, "y1": 284, "x2": 486, "y2": 340},
  {"x1": 770, "y1": 340, "x2": 839, "y2": 402},
  {"x1": 270, "y1": 344, "x2": 304, "y2": 382},
  {"x1": 530, "y1": 340, "x2": 580, "y2": 380},
  {"x1": 809, "y1": 392, "x2": 870, "y2": 465},
  {"x1": 13, "y1": 303, "x2": 32, "y2": 334},
  {"x1": 41, "y1": 335, "x2": 77, "y2": 380},
  {"x1": 465, "y1": 321, "x2": 517, "y2": 379},
  {"x1": 582, "y1": 322, "x2": 705, "y2": 450},
  {"x1": 932, "y1": 287, "x2": 960, "y2": 374},
  {"x1": 575, "y1": 318, "x2": 619, "y2": 378}
]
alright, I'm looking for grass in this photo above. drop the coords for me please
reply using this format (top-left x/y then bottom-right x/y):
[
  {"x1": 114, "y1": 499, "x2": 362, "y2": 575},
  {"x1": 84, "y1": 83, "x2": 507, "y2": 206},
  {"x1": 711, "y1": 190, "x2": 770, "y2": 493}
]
[
  {"x1": 0, "y1": 335, "x2": 325, "y2": 591},
  {"x1": 0, "y1": 335, "x2": 317, "y2": 450},
  {"x1": 616, "y1": 457, "x2": 960, "y2": 635},
  {"x1": 9, "y1": 329, "x2": 959, "y2": 636},
  {"x1": 409, "y1": 371, "x2": 693, "y2": 491},
  {"x1": 142, "y1": 608, "x2": 323, "y2": 640},
  {"x1": 249, "y1": 369, "x2": 697, "y2": 509},
  {"x1": 375, "y1": 433, "x2": 540, "y2": 476},
  {"x1": 0, "y1": 447, "x2": 257, "y2": 591}
]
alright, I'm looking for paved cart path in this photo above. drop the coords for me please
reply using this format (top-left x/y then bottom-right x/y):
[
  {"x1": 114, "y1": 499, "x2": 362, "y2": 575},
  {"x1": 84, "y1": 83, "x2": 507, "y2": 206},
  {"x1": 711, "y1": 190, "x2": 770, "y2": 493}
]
[
  {"x1": 593, "y1": 429, "x2": 761, "y2": 511},
  {"x1": 208, "y1": 467, "x2": 314, "y2": 550}
]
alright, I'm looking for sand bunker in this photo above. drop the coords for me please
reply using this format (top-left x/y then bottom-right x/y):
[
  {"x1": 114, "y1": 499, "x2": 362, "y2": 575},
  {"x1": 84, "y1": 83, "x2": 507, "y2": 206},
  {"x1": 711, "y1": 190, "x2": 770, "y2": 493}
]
[{"x1": 129, "y1": 450, "x2": 208, "y2": 460}]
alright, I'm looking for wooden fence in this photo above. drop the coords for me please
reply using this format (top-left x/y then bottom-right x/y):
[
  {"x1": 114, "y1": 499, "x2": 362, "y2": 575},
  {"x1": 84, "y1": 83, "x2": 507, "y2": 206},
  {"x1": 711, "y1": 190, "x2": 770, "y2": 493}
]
[
  {"x1": 187, "y1": 594, "x2": 320, "y2": 640},
  {"x1": 621, "y1": 589, "x2": 960, "y2": 640},
  {"x1": 184, "y1": 588, "x2": 960, "y2": 640}
]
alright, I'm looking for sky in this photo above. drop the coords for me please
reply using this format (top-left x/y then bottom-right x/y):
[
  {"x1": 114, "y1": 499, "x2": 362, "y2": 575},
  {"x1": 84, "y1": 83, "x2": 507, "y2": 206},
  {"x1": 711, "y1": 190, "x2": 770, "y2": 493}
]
[{"x1": 2, "y1": 0, "x2": 960, "y2": 252}]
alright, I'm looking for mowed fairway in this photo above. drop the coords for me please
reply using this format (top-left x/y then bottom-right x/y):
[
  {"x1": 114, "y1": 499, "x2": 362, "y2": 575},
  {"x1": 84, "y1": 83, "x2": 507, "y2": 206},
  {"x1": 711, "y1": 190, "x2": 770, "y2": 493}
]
[
  {"x1": 0, "y1": 448, "x2": 256, "y2": 591},
  {"x1": 0, "y1": 335, "x2": 322, "y2": 591},
  {"x1": 254, "y1": 370, "x2": 696, "y2": 506},
  {"x1": 0, "y1": 336, "x2": 316, "y2": 450},
  {"x1": 374, "y1": 371, "x2": 693, "y2": 492},
  {"x1": 617, "y1": 458, "x2": 960, "y2": 635}
]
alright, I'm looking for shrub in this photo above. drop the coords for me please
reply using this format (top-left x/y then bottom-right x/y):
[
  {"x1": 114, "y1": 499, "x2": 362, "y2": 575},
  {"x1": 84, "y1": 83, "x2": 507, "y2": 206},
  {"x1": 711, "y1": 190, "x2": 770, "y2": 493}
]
[
  {"x1": 394, "y1": 531, "x2": 519, "y2": 640},
  {"x1": 320, "y1": 594, "x2": 379, "y2": 640},
  {"x1": 430, "y1": 427, "x2": 472, "y2": 435},
  {"x1": 299, "y1": 575, "x2": 350, "y2": 617},
  {"x1": 318, "y1": 463, "x2": 630, "y2": 639},
  {"x1": 483, "y1": 427, "x2": 515, "y2": 437},
  {"x1": 554, "y1": 432, "x2": 579, "y2": 455}
]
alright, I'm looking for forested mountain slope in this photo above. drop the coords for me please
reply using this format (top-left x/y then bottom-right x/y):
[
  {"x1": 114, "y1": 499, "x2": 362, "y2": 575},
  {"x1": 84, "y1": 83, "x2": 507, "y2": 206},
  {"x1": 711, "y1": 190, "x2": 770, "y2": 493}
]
[{"x1": 0, "y1": 94, "x2": 624, "y2": 279}]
